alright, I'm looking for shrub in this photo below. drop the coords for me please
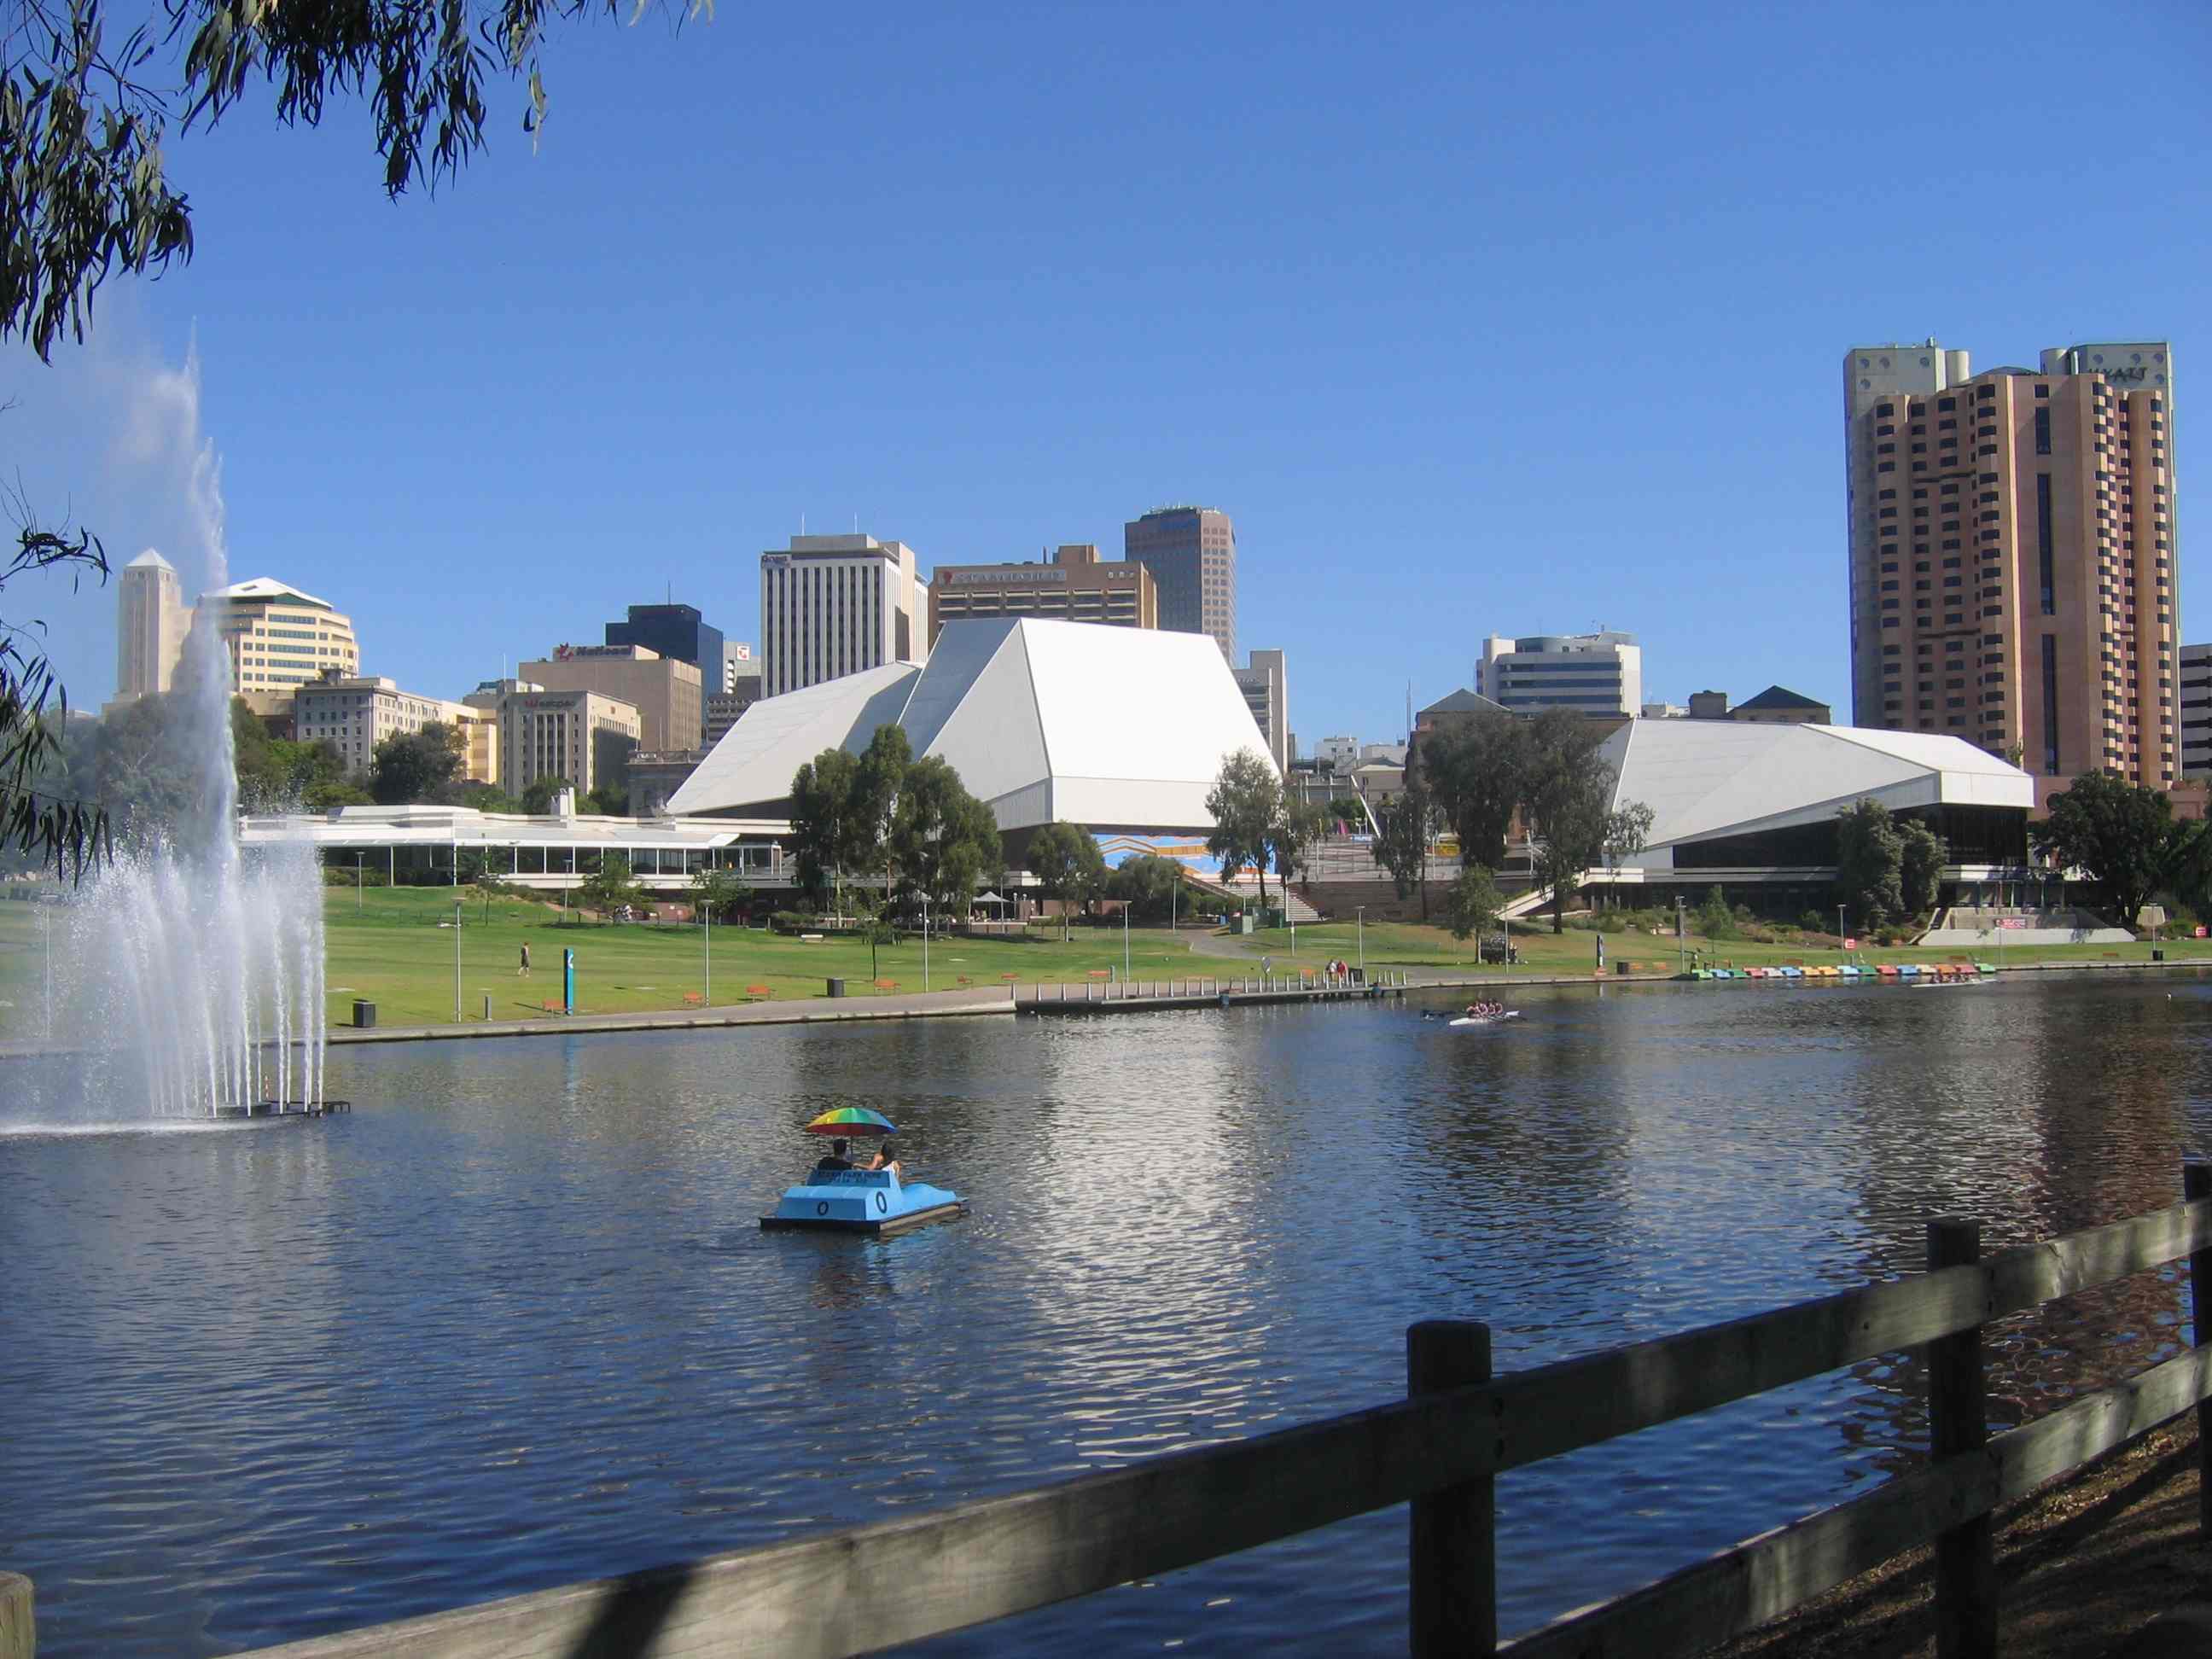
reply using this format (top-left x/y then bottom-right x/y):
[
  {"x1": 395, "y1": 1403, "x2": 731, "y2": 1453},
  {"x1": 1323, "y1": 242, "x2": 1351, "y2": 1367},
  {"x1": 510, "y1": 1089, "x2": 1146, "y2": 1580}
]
[
  {"x1": 770, "y1": 911, "x2": 813, "y2": 935},
  {"x1": 1800, "y1": 910, "x2": 1828, "y2": 935},
  {"x1": 1696, "y1": 885, "x2": 1739, "y2": 942}
]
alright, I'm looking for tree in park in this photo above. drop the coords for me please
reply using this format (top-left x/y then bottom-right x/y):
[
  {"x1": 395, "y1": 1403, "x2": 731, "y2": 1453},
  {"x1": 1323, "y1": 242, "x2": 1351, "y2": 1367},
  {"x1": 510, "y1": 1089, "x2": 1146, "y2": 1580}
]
[
  {"x1": 2, "y1": 0, "x2": 705, "y2": 871},
  {"x1": 1204, "y1": 748, "x2": 1280, "y2": 907},
  {"x1": 1266, "y1": 796, "x2": 1328, "y2": 901},
  {"x1": 369, "y1": 722, "x2": 464, "y2": 805},
  {"x1": 1521, "y1": 708, "x2": 1615, "y2": 934},
  {"x1": 583, "y1": 782, "x2": 629, "y2": 818},
  {"x1": 457, "y1": 849, "x2": 517, "y2": 923},
  {"x1": 1897, "y1": 818, "x2": 1947, "y2": 919},
  {"x1": 2033, "y1": 771, "x2": 2197, "y2": 934},
  {"x1": 1109, "y1": 853, "x2": 1184, "y2": 925},
  {"x1": 788, "y1": 748, "x2": 859, "y2": 912},
  {"x1": 1371, "y1": 777, "x2": 1437, "y2": 919},
  {"x1": 690, "y1": 863, "x2": 751, "y2": 926},
  {"x1": 850, "y1": 725, "x2": 911, "y2": 898},
  {"x1": 1443, "y1": 864, "x2": 1504, "y2": 946},
  {"x1": 1834, "y1": 797, "x2": 1905, "y2": 931},
  {"x1": 576, "y1": 852, "x2": 645, "y2": 920},
  {"x1": 1599, "y1": 800, "x2": 1656, "y2": 904},
  {"x1": 1418, "y1": 710, "x2": 1525, "y2": 870},
  {"x1": 888, "y1": 756, "x2": 1002, "y2": 921},
  {"x1": 520, "y1": 776, "x2": 568, "y2": 815},
  {"x1": 1026, "y1": 819, "x2": 1104, "y2": 941}
]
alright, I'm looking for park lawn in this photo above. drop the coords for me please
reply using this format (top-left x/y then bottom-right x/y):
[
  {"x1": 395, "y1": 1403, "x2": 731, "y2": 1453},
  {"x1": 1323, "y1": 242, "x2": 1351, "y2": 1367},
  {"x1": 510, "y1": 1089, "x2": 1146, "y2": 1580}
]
[
  {"x1": 1240, "y1": 917, "x2": 2212, "y2": 977},
  {"x1": 323, "y1": 887, "x2": 1218, "y2": 1026},
  {"x1": 0, "y1": 899, "x2": 43, "y2": 1033}
]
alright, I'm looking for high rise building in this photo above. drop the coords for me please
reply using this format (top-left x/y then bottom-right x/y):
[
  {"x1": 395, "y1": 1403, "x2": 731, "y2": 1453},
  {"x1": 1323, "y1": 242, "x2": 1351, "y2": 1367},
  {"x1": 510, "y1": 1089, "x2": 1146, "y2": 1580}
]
[
  {"x1": 604, "y1": 602, "x2": 725, "y2": 683},
  {"x1": 195, "y1": 578, "x2": 362, "y2": 717},
  {"x1": 2180, "y1": 643, "x2": 2212, "y2": 779},
  {"x1": 113, "y1": 549, "x2": 191, "y2": 703},
  {"x1": 520, "y1": 643, "x2": 703, "y2": 754},
  {"x1": 1844, "y1": 340, "x2": 2176, "y2": 800},
  {"x1": 721, "y1": 641, "x2": 754, "y2": 695},
  {"x1": 1232, "y1": 648, "x2": 1289, "y2": 771},
  {"x1": 758, "y1": 534, "x2": 925, "y2": 698},
  {"x1": 1476, "y1": 632, "x2": 1643, "y2": 715},
  {"x1": 928, "y1": 544, "x2": 1158, "y2": 645},
  {"x1": 1124, "y1": 505, "x2": 1236, "y2": 662}
]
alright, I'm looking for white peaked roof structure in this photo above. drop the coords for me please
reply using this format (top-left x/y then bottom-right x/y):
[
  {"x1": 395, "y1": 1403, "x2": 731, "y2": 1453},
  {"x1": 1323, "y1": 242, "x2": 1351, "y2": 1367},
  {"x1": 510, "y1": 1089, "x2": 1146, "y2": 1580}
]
[
  {"x1": 125, "y1": 548, "x2": 177, "y2": 572},
  {"x1": 668, "y1": 617, "x2": 1278, "y2": 832},
  {"x1": 201, "y1": 576, "x2": 336, "y2": 608},
  {"x1": 1598, "y1": 719, "x2": 2033, "y2": 870}
]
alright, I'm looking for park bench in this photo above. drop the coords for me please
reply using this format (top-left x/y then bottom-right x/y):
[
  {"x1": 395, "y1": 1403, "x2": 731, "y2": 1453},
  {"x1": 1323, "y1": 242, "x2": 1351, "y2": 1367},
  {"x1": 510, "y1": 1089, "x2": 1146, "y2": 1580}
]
[
  {"x1": 683, "y1": 992, "x2": 704, "y2": 1008},
  {"x1": 957, "y1": 975, "x2": 971, "y2": 987},
  {"x1": 745, "y1": 985, "x2": 771, "y2": 1002},
  {"x1": 541, "y1": 1000, "x2": 562, "y2": 1014},
  {"x1": 875, "y1": 979, "x2": 899, "y2": 992}
]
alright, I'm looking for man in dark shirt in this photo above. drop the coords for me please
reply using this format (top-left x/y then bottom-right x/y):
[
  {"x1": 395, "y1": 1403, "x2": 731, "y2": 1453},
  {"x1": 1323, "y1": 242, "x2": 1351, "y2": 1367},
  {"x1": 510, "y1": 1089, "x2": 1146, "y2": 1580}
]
[{"x1": 812, "y1": 1138, "x2": 853, "y2": 1177}]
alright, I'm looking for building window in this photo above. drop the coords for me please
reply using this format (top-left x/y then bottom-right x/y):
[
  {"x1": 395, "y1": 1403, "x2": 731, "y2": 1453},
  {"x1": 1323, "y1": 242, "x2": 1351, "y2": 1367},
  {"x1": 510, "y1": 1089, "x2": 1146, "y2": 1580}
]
[
  {"x1": 2034, "y1": 407, "x2": 2052, "y2": 455},
  {"x1": 2041, "y1": 635, "x2": 2060, "y2": 775},
  {"x1": 2037, "y1": 474, "x2": 2056, "y2": 614}
]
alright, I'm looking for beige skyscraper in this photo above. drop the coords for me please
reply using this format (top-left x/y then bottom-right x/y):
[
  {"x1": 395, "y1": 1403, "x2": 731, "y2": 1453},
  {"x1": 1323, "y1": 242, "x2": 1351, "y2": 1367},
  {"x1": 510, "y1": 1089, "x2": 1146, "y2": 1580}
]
[
  {"x1": 758, "y1": 533, "x2": 926, "y2": 698},
  {"x1": 1844, "y1": 340, "x2": 2176, "y2": 804},
  {"x1": 195, "y1": 578, "x2": 363, "y2": 717},
  {"x1": 1125, "y1": 505, "x2": 1237, "y2": 663},
  {"x1": 113, "y1": 549, "x2": 192, "y2": 702}
]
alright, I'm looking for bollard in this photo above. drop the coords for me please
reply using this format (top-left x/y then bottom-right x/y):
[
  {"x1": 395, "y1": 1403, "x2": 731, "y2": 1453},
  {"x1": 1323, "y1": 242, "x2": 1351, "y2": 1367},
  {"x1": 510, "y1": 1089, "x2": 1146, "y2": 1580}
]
[
  {"x1": 482, "y1": 993, "x2": 491, "y2": 1021},
  {"x1": 0, "y1": 1572, "x2": 31, "y2": 1659},
  {"x1": 1929, "y1": 1219, "x2": 1995, "y2": 1659},
  {"x1": 1408, "y1": 1321, "x2": 1493, "y2": 1656},
  {"x1": 2188, "y1": 1160, "x2": 2212, "y2": 1537}
]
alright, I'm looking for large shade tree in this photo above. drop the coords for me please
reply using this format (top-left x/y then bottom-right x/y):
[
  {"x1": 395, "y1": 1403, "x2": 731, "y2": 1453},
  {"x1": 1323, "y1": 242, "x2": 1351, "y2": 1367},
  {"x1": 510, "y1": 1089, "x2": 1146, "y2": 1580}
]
[
  {"x1": 1026, "y1": 819, "x2": 1104, "y2": 940},
  {"x1": 1418, "y1": 711, "x2": 1525, "y2": 870},
  {"x1": 1371, "y1": 777, "x2": 1436, "y2": 919},
  {"x1": 1834, "y1": 797, "x2": 1906, "y2": 930},
  {"x1": 1521, "y1": 708, "x2": 1615, "y2": 933},
  {"x1": 2034, "y1": 771, "x2": 2196, "y2": 934},
  {"x1": 788, "y1": 748, "x2": 859, "y2": 912},
  {"x1": 888, "y1": 756, "x2": 1002, "y2": 919}
]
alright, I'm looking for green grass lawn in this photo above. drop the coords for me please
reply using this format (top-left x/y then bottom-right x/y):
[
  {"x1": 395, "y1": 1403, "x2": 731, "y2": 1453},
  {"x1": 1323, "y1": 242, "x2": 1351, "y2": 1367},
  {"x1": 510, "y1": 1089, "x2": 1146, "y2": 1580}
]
[{"x1": 321, "y1": 888, "x2": 1222, "y2": 1025}]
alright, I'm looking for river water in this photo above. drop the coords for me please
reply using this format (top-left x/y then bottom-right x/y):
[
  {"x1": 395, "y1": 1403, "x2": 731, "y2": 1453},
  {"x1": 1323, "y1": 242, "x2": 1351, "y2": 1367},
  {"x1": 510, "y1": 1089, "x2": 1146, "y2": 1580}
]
[{"x1": 4, "y1": 974, "x2": 2210, "y2": 1655}]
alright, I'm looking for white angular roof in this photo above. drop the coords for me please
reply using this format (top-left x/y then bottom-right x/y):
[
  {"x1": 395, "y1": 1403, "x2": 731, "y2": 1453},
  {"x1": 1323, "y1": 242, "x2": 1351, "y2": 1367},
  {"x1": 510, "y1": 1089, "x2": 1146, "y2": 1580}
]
[
  {"x1": 125, "y1": 547, "x2": 176, "y2": 572},
  {"x1": 201, "y1": 576, "x2": 335, "y2": 609},
  {"x1": 1601, "y1": 719, "x2": 2033, "y2": 865},
  {"x1": 668, "y1": 618, "x2": 1277, "y2": 831}
]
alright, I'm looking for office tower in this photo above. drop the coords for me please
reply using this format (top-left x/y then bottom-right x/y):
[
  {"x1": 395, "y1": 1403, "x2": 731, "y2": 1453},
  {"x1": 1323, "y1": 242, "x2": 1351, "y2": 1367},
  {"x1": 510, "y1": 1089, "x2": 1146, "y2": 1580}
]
[
  {"x1": 114, "y1": 549, "x2": 191, "y2": 701},
  {"x1": 292, "y1": 674, "x2": 484, "y2": 780},
  {"x1": 1476, "y1": 632, "x2": 1643, "y2": 715},
  {"x1": 2180, "y1": 643, "x2": 2212, "y2": 779},
  {"x1": 1124, "y1": 505, "x2": 1236, "y2": 662},
  {"x1": 928, "y1": 544, "x2": 1158, "y2": 645},
  {"x1": 721, "y1": 641, "x2": 754, "y2": 695},
  {"x1": 519, "y1": 643, "x2": 704, "y2": 754},
  {"x1": 1844, "y1": 340, "x2": 2176, "y2": 798},
  {"x1": 195, "y1": 578, "x2": 362, "y2": 717},
  {"x1": 758, "y1": 534, "x2": 925, "y2": 698},
  {"x1": 1232, "y1": 648, "x2": 1289, "y2": 771},
  {"x1": 497, "y1": 686, "x2": 641, "y2": 798},
  {"x1": 604, "y1": 602, "x2": 725, "y2": 684}
]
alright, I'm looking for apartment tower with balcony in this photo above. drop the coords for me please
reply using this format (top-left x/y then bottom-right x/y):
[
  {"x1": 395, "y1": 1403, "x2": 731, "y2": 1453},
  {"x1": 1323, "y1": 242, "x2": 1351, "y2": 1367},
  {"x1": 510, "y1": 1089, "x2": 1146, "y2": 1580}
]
[{"x1": 1844, "y1": 340, "x2": 2176, "y2": 803}]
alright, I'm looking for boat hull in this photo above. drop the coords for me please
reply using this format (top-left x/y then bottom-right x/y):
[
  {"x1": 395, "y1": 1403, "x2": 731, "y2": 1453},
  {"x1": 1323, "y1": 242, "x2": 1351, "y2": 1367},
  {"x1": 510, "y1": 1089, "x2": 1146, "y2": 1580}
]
[
  {"x1": 761, "y1": 1170, "x2": 969, "y2": 1235},
  {"x1": 1448, "y1": 1011, "x2": 1522, "y2": 1027}
]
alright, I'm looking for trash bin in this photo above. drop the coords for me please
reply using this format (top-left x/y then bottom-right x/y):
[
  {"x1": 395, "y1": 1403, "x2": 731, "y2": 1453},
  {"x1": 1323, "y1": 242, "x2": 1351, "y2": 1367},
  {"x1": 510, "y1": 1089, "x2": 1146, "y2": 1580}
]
[
  {"x1": 352, "y1": 999, "x2": 376, "y2": 1029},
  {"x1": 1615, "y1": 959, "x2": 1632, "y2": 975},
  {"x1": 827, "y1": 977, "x2": 847, "y2": 998},
  {"x1": 2153, "y1": 949, "x2": 2166, "y2": 963}
]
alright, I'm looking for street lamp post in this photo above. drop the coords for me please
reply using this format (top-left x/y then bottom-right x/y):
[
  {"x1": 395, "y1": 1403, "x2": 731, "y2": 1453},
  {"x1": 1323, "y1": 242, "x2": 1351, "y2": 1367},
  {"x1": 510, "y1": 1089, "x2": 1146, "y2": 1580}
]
[
  {"x1": 1123, "y1": 899, "x2": 1131, "y2": 981},
  {"x1": 923, "y1": 894, "x2": 930, "y2": 992},
  {"x1": 357, "y1": 851, "x2": 364, "y2": 911},
  {"x1": 703, "y1": 886, "x2": 712, "y2": 1008},
  {"x1": 1837, "y1": 904, "x2": 1847, "y2": 962},
  {"x1": 453, "y1": 898, "x2": 463, "y2": 1023},
  {"x1": 1355, "y1": 905, "x2": 1365, "y2": 978}
]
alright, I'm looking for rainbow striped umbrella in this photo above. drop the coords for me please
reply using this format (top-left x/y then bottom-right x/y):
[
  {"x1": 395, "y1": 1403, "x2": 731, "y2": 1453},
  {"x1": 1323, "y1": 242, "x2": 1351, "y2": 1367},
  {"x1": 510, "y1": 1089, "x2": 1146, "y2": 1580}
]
[{"x1": 803, "y1": 1106, "x2": 897, "y2": 1137}]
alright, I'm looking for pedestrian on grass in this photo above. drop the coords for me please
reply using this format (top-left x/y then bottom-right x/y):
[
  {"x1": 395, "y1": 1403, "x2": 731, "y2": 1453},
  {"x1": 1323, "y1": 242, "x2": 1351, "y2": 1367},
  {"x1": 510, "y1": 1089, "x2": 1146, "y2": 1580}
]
[{"x1": 519, "y1": 941, "x2": 531, "y2": 977}]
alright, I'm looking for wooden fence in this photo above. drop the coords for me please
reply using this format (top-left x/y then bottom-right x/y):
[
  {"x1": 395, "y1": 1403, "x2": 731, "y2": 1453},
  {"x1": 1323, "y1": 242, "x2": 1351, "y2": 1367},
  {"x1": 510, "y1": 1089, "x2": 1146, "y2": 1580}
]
[{"x1": 11, "y1": 1169, "x2": 2212, "y2": 1659}]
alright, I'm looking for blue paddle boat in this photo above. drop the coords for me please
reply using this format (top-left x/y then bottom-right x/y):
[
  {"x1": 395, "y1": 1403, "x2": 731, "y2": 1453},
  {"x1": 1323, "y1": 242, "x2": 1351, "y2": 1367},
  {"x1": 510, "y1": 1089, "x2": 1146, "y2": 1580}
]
[{"x1": 761, "y1": 1167, "x2": 969, "y2": 1235}]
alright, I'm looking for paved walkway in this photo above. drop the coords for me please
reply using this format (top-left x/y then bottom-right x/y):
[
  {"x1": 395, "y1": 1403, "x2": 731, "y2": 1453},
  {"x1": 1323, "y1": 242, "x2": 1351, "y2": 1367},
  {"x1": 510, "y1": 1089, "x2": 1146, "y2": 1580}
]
[{"x1": 320, "y1": 985, "x2": 1017, "y2": 1045}]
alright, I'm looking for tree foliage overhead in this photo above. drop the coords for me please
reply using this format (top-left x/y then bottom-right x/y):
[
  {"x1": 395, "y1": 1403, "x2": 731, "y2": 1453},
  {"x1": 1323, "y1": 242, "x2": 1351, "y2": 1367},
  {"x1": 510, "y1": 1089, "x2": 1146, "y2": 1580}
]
[
  {"x1": 2033, "y1": 771, "x2": 2195, "y2": 934},
  {"x1": 0, "y1": 518, "x2": 108, "y2": 873}
]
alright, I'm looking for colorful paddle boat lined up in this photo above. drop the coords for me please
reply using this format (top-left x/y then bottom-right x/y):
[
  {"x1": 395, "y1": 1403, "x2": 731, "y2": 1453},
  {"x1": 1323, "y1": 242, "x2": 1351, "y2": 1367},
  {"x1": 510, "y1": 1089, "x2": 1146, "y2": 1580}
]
[{"x1": 761, "y1": 1105, "x2": 969, "y2": 1237}]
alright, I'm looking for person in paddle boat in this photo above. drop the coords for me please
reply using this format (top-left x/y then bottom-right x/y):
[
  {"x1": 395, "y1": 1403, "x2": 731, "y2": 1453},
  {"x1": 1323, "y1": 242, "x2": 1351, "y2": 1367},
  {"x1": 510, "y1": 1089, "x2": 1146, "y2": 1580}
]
[
  {"x1": 860, "y1": 1138, "x2": 905, "y2": 1180},
  {"x1": 812, "y1": 1138, "x2": 854, "y2": 1177}
]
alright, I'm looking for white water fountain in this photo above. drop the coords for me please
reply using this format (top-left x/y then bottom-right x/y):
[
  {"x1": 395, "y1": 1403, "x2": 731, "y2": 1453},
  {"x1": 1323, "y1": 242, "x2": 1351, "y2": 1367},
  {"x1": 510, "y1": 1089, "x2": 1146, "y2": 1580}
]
[{"x1": 39, "y1": 354, "x2": 329, "y2": 1119}]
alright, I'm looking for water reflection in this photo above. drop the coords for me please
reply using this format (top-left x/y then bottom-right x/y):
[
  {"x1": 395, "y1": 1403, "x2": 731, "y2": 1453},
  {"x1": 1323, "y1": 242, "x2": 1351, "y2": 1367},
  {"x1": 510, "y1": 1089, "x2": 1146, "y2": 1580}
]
[{"x1": 7, "y1": 974, "x2": 2212, "y2": 1654}]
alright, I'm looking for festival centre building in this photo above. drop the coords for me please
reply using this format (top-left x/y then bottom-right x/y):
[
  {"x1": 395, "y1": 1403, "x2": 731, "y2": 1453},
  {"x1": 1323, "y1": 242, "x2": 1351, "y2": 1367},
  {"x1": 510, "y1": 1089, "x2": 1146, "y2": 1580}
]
[
  {"x1": 1592, "y1": 719, "x2": 2037, "y2": 911},
  {"x1": 667, "y1": 617, "x2": 1277, "y2": 857}
]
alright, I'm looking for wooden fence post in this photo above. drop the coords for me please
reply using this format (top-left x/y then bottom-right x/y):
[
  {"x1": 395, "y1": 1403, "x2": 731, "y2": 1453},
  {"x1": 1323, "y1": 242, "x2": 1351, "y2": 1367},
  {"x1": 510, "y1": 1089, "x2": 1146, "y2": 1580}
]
[
  {"x1": 1929, "y1": 1218, "x2": 1995, "y2": 1659},
  {"x1": 1408, "y1": 1320, "x2": 1494, "y2": 1656},
  {"x1": 0, "y1": 1572, "x2": 32, "y2": 1659},
  {"x1": 2186, "y1": 1160, "x2": 2212, "y2": 1537}
]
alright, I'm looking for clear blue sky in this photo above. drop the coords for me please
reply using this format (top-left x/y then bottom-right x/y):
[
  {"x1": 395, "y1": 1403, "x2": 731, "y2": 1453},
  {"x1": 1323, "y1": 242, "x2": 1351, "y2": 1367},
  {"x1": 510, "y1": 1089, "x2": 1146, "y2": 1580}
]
[{"x1": 6, "y1": 0, "x2": 2209, "y2": 748}]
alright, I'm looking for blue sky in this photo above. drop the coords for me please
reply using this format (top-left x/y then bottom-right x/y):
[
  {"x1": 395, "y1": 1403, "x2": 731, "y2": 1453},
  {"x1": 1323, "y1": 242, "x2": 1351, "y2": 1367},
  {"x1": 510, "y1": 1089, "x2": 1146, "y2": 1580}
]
[{"x1": 5, "y1": 0, "x2": 2209, "y2": 748}]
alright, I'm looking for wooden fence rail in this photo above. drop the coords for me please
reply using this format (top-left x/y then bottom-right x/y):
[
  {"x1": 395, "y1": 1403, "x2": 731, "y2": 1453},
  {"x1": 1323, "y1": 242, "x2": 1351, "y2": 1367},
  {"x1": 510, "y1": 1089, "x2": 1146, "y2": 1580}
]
[{"x1": 13, "y1": 1173, "x2": 2212, "y2": 1659}]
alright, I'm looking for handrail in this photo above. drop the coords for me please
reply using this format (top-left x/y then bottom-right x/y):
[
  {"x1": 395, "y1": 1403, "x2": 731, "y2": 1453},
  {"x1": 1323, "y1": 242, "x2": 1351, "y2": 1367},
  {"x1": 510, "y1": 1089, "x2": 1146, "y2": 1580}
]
[{"x1": 68, "y1": 1189, "x2": 2212, "y2": 1659}]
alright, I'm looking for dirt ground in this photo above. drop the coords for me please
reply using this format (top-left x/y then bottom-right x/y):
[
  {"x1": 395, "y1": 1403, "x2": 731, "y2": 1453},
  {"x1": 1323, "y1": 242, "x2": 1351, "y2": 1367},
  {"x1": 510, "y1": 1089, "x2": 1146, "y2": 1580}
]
[{"x1": 1710, "y1": 1418, "x2": 2212, "y2": 1658}]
